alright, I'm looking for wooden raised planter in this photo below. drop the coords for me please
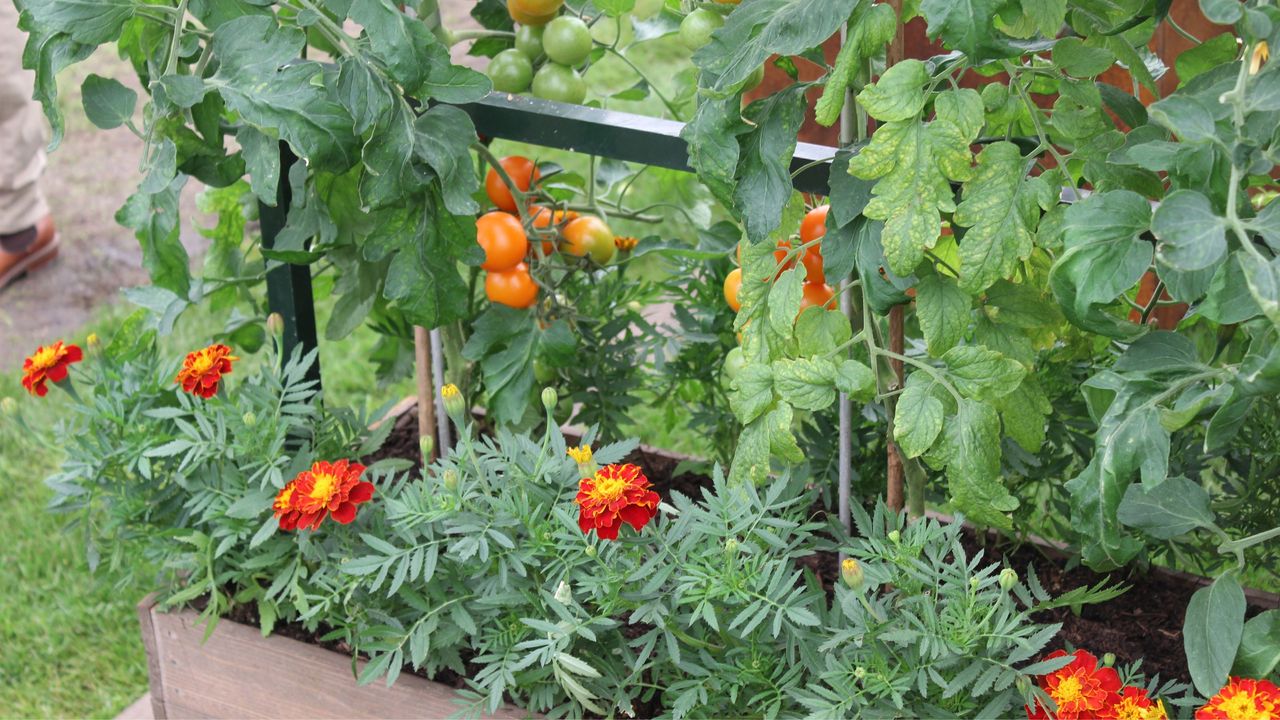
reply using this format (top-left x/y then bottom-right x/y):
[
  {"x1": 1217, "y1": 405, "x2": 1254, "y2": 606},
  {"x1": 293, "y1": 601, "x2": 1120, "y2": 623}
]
[{"x1": 136, "y1": 595, "x2": 531, "y2": 719}]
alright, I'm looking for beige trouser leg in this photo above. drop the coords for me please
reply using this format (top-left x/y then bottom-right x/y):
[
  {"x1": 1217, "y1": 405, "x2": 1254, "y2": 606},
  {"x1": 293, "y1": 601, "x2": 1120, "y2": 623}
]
[{"x1": 0, "y1": 1, "x2": 49, "y2": 235}]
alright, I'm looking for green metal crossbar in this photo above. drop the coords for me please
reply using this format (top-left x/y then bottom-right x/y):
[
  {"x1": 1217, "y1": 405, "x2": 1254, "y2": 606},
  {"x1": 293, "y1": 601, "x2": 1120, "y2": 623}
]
[{"x1": 261, "y1": 92, "x2": 840, "y2": 379}]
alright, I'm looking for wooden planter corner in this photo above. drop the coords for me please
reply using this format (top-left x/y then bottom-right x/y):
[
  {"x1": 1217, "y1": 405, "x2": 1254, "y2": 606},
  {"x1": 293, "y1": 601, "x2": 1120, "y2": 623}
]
[{"x1": 136, "y1": 595, "x2": 531, "y2": 719}]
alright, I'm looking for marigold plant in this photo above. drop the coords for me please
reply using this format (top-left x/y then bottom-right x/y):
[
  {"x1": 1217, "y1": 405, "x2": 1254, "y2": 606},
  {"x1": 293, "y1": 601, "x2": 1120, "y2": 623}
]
[
  {"x1": 574, "y1": 463, "x2": 659, "y2": 541},
  {"x1": 21, "y1": 340, "x2": 82, "y2": 397},
  {"x1": 1196, "y1": 677, "x2": 1280, "y2": 720},
  {"x1": 175, "y1": 343, "x2": 239, "y2": 399}
]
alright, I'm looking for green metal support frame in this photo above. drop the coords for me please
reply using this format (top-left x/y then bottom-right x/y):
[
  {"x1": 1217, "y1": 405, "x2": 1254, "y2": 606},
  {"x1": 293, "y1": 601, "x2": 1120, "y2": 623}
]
[
  {"x1": 260, "y1": 142, "x2": 321, "y2": 391},
  {"x1": 260, "y1": 92, "x2": 840, "y2": 384}
]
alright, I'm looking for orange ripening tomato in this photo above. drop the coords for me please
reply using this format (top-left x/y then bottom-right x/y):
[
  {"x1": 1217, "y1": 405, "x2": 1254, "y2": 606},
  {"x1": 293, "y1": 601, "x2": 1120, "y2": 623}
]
[
  {"x1": 561, "y1": 215, "x2": 615, "y2": 263},
  {"x1": 485, "y1": 156, "x2": 541, "y2": 212},
  {"x1": 486, "y1": 262, "x2": 539, "y2": 308},
  {"x1": 799, "y1": 281, "x2": 836, "y2": 311},
  {"x1": 724, "y1": 267, "x2": 743, "y2": 312},
  {"x1": 799, "y1": 205, "x2": 829, "y2": 243},
  {"x1": 507, "y1": 0, "x2": 558, "y2": 25},
  {"x1": 476, "y1": 211, "x2": 529, "y2": 271}
]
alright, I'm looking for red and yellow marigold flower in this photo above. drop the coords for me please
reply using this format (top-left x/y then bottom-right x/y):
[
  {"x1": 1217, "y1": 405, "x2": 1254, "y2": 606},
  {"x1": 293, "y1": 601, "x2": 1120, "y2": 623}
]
[
  {"x1": 1103, "y1": 686, "x2": 1168, "y2": 720},
  {"x1": 175, "y1": 343, "x2": 238, "y2": 399},
  {"x1": 614, "y1": 235, "x2": 639, "y2": 252},
  {"x1": 276, "y1": 460, "x2": 374, "y2": 531},
  {"x1": 22, "y1": 341, "x2": 83, "y2": 397},
  {"x1": 272, "y1": 482, "x2": 303, "y2": 532},
  {"x1": 574, "y1": 463, "x2": 659, "y2": 541},
  {"x1": 1026, "y1": 649, "x2": 1122, "y2": 720},
  {"x1": 1197, "y1": 677, "x2": 1280, "y2": 720}
]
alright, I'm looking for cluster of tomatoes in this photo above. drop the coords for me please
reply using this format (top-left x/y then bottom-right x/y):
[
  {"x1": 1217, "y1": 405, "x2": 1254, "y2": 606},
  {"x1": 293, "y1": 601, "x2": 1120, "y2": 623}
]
[
  {"x1": 478, "y1": 155, "x2": 620, "y2": 309},
  {"x1": 487, "y1": 0, "x2": 599, "y2": 104},
  {"x1": 723, "y1": 205, "x2": 836, "y2": 315}
]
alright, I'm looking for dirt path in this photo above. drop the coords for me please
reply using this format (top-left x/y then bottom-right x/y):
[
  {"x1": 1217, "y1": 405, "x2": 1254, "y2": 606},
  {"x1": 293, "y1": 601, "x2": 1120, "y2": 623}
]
[{"x1": 0, "y1": 50, "x2": 207, "y2": 370}]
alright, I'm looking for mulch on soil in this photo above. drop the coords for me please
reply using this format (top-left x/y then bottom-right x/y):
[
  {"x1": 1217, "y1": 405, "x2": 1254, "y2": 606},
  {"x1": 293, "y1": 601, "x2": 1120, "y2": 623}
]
[{"x1": 370, "y1": 405, "x2": 1279, "y2": 685}]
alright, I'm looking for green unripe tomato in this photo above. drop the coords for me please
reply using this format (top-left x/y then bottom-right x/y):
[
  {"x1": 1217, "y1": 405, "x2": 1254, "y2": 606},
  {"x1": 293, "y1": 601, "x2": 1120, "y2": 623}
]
[
  {"x1": 723, "y1": 346, "x2": 747, "y2": 381},
  {"x1": 588, "y1": 236, "x2": 616, "y2": 265},
  {"x1": 679, "y1": 8, "x2": 723, "y2": 51},
  {"x1": 631, "y1": 0, "x2": 663, "y2": 19},
  {"x1": 532, "y1": 62, "x2": 587, "y2": 104},
  {"x1": 486, "y1": 49, "x2": 534, "y2": 93},
  {"x1": 542, "y1": 16, "x2": 593, "y2": 66},
  {"x1": 533, "y1": 358, "x2": 556, "y2": 383},
  {"x1": 515, "y1": 24, "x2": 544, "y2": 60}
]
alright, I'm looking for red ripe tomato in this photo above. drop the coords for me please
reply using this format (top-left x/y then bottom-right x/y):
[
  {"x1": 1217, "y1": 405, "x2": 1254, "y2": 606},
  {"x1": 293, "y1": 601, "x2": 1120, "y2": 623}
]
[
  {"x1": 799, "y1": 281, "x2": 836, "y2": 311},
  {"x1": 724, "y1": 267, "x2": 742, "y2": 312},
  {"x1": 476, "y1": 211, "x2": 529, "y2": 271},
  {"x1": 800, "y1": 205, "x2": 829, "y2": 243},
  {"x1": 486, "y1": 262, "x2": 539, "y2": 308},
  {"x1": 484, "y1": 156, "x2": 540, "y2": 213}
]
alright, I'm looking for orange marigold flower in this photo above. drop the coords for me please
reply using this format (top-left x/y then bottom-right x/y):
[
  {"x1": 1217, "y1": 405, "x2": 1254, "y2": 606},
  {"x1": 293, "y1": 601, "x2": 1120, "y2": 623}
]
[
  {"x1": 614, "y1": 235, "x2": 639, "y2": 252},
  {"x1": 21, "y1": 341, "x2": 83, "y2": 397},
  {"x1": 272, "y1": 481, "x2": 303, "y2": 532},
  {"x1": 1196, "y1": 677, "x2": 1280, "y2": 720},
  {"x1": 175, "y1": 343, "x2": 239, "y2": 399},
  {"x1": 1025, "y1": 649, "x2": 1122, "y2": 720},
  {"x1": 287, "y1": 459, "x2": 374, "y2": 531},
  {"x1": 574, "y1": 463, "x2": 659, "y2": 541},
  {"x1": 1103, "y1": 686, "x2": 1168, "y2": 720}
]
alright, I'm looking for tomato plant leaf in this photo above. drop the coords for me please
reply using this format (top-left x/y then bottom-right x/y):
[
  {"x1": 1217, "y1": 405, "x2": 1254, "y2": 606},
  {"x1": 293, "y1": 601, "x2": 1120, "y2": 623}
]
[
  {"x1": 18, "y1": 0, "x2": 134, "y2": 44},
  {"x1": 850, "y1": 89, "x2": 981, "y2": 275},
  {"x1": 992, "y1": 377, "x2": 1051, "y2": 453},
  {"x1": 81, "y1": 73, "x2": 136, "y2": 130},
  {"x1": 943, "y1": 400, "x2": 1017, "y2": 530},
  {"x1": 772, "y1": 358, "x2": 837, "y2": 411},
  {"x1": 915, "y1": 273, "x2": 970, "y2": 357},
  {"x1": 682, "y1": 96, "x2": 750, "y2": 208},
  {"x1": 18, "y1": 20, "x2": 94, "y2": 149},
  {"x1": 730, "y1": 364, "x2": 775, "y2": 425},
  {"x1": 765, "y1": 402, "x2": 804, "y2": 464},
  {"x1": 412, "y1": 105, "x2": 480, "y2": 216},
  {"x1": 834, "y1": 359, "x2": 875, "y2": 402},
  {"x1": 1051, "y1": 38, "x2": 1116, "y2": 78},
  {"x1": 735, "y1": 84, "x2": 809, "y2": 244},
  {"x1": 855, "y1": 59, "x2": 930, "y2": 123},
  {"x1": 953, "y1": 142, "x2": 1055, "y2": 293},
  {"x1": 208, "y1": 16, "x2": 358, "y2": 171},
  {"x1": 942, "y1": 346, "x2": 1025, "y2": 401},
  {"x1": 350, "y1": 0, "x2": 433, "y2": 92},
  {"x1": 378, "y1": 185, "x2": 475, "y2": 330},
  {"x1": 693, "y1": 0, "x2": 858, "y2": 93},
  {"x1": 237, "y1": 126, "x2": 282, "y2": 206},
  {"x1": 768, "y1": 267, "x2": 805, "y2": 339},
  {"x1": 795, "y1": 307, "x2": 852, "y2": 356},
  {"x1": 730, "y1": 414, "x2": 772, "y2": 485},
  {"x1": 1066, "y1": 458, "x2": 1145, "y2": 570},
  {"x1": 1117, "y1": 476, "x2": 1215, "y2": 539},
  {"x1": 919, "y1": 0, "x2": 1018, "y2": 60},
  {"x1": 1183, "y1": 574, "x2": 1246, "y2": 698},
  {"x1": 1152, "y1": 190, "x2": 1227, "y2": 272},
  {"x1": 1237, "y1": 252, "x2": 1280, "y2": 326},
  {"x1": 116, "y1": 177, "x2": 191, "y2": 298},
  {"x1": 894, "y1": 381, "x2": 944, "y2": 458}
]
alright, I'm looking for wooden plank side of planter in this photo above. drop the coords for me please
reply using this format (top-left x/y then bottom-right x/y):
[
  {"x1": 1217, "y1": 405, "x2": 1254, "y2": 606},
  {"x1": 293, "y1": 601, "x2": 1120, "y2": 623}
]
[{"x1": 139, "y1": 600, "x2": 530, "y2": 720}]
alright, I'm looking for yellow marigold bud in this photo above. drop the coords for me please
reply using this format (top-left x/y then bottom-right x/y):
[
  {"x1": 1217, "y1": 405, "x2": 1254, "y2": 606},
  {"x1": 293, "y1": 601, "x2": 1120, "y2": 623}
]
[
  {"x1": 266, "y1": 312, "x2": 284, "y2": 336},
  {"x1": 541, "y1": 386, "x2": 557, "y2": 412},
  {"x1": 1252, "y1": 41, "x2": 1269, "y2": 75},
  {"x1": 440, "y1": 383, "x2": 464, "y2": 419},
  {"x1": 999, "y1": 568, "x2": 1018, "y2": 590},
  {"x1": 86, "y1": 333, "x2": 100, "y2": 350},
  {"x1": 614, "y1": 235, "x2": 639, "y2": 252},
  {"x1": 841, "y1": 558, "x2": 864, "y2": 589},
  {"x1": 887, "y1": 529, "x2": 901, "y2": 544},
  {"x1": 853, "y1": 666, "x2": 867, "y2": 681},
  {"x1": 567, "y1": 444, "x2": 599, "y2": 477}
]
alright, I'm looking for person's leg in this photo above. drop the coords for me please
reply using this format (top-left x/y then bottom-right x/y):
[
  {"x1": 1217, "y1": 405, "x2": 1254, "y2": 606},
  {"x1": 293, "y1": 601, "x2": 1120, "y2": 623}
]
[{"x1": 0, "y1": 1, "x2": 58, "y2": 286}]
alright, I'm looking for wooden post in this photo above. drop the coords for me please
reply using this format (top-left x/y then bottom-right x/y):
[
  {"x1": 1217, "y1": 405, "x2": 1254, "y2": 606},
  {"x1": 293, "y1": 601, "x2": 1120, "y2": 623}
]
[
  {"x1": 414, "y1": 326, "x2": 437, "y2": 460},
  {"x1": 884, "y1": 0, "x2": 907, "y2": 513}
]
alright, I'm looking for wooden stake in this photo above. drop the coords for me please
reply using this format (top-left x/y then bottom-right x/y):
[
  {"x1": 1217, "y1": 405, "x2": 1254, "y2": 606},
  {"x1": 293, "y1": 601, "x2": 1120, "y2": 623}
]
[
  {"x1": 886, "y1": 304, "x2": 906, "y2": 512},
  {"x1": 414, "y1": 326, "x2": 437, "y2": 460}
]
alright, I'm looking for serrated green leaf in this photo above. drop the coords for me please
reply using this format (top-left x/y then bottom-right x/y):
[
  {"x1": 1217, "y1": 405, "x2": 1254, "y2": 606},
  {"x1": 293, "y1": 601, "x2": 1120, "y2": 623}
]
[
  {"x1": 81, "y1": 73, "x2": 136, "y2": 130},
  {"x1": 856, "y1": 59, "x2": 929, "y2": 122},
  {"x1": 768, "y1": 267, "x2": 805, "y2": 338},
  {"x1": 942, "y1": 346, "x2": 1025, "y2": 400},
  {"x1": 731, "y1": 364, "x2": 775, "y2": 424},
  {"x1": 895, "y1": 381, "x2": 944, "y2": 457},
  {"x1": 1152, "y1": 190, "x2": 1227, "y2": 272},
  {"x1": 920, "y1": 0, "x2": 1018, "y2": 60},
  {"x1": 954, "y1": 142, "x2": 1054, "y2": 293},
  {"x1": 772, "y1": 357, "x2": 837, "y2": 410},
  {"x1": 1066, "y1": 458, "x2": 1144, "y2": 570},
  {"x1": 916, "y1": 273, "x2": 970, "y2": 356},
  {"x1": 835, "y1": 359, "x2": 876, "y2": 402},
  {"x1": 993, "y1": 377, "x2": 1051, "y2": 452},
  {"x1": 944, "y1": 400, "x2": 1017, "y2": 529},
  {"x1": 412, "y1": 105, "x2": 479, "y2": 216}
]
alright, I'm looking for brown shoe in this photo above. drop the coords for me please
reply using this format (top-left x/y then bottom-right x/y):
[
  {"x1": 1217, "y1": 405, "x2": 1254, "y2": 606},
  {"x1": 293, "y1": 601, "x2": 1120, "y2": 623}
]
[{"x1": 0, "y1": 214, "x2": 59, "y2": 290}]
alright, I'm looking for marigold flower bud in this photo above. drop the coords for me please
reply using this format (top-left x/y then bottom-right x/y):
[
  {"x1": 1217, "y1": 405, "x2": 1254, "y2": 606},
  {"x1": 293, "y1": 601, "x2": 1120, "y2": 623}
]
[
  {"x1": 442, "y1": 468, "x2": 458, "y2": 490},
  {"x1": 419, "y1": 435, "x2": 434, "y2": 460},
  {"x1": 1016, "y1": 675, "x2": 1032, "y2": 694},
  {"x1": 1103, "y1": 652, "x2": 1116, "y2": 667},
  {"x1": 853, "y1": 666, "x2": 867, "y2": 681},
  {"x1": 86, "y1": 333, "x2": 100, "y2": 350},
  {"x1": 970, "y1": 577, "x2": 981, "y2": 590},
  {"x1": 554, "y1": 580, "x2": 573, "y2": 605},
  {"x1": 724, "y1": 538, "x2": 739, "y2": 555},
  {"x1": 567, "y1": 444, "x2": 598, "y2": 477},
  {"x1": 999, "y1": 568, "x2": 1018, "y2": 591},
  {"x1": 584, "y1": 544, "x2": 597, "y2": 557},
  {"x1": 440, "y1": 383, "x2": 465, "y2": 420},
  {"x1": 541, "y1": 386, "x2": 557, "y2": 412},
  {"x1": 267, "y1": 312, "x2": 284, "y2": 336},
  {"x1": 887, "y1": 529, "x2": 900, "y2": 544},
  {"x1": 841, "y1": 558, "x2": 864, "y2": 589},
  {"x1": 1252, "y1": 41, "x2": 1269, "y2": 75},
  {"x1": 0, "y1": 397, "x2": 16, "y2": 415},
  {"x1": 242, "y1": 411, "x2": 257, "y2": 427}
]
